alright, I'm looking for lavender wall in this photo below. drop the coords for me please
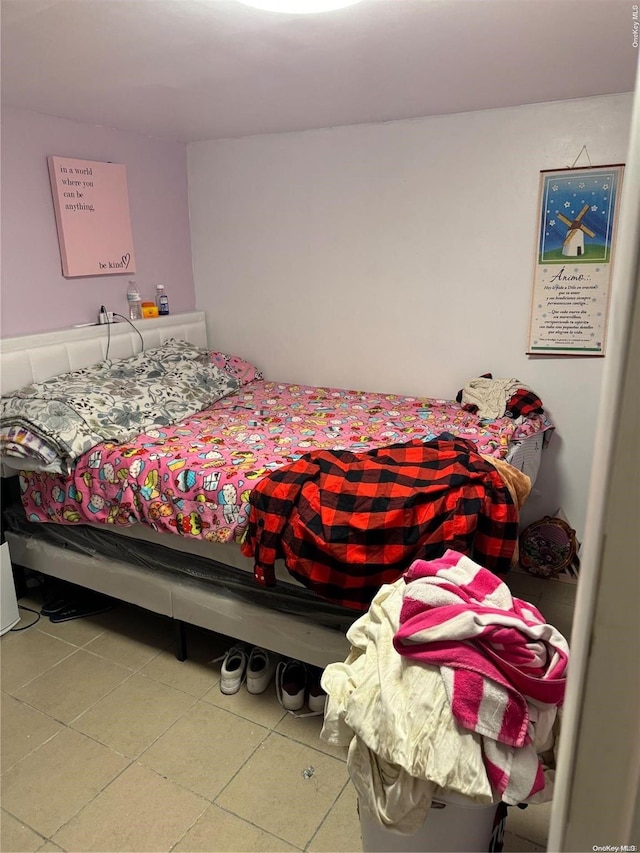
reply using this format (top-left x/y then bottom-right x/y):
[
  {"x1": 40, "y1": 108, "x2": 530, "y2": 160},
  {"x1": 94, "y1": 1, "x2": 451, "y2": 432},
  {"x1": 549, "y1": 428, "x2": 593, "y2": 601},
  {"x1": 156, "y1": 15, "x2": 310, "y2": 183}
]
[{"x1": 1, "y1": 108, "x2": 195, "y2": 336}]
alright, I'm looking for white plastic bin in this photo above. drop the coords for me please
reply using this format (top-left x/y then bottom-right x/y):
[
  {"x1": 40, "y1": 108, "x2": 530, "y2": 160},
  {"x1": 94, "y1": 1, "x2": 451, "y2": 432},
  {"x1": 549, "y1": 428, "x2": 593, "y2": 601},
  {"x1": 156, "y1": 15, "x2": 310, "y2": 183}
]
[
  {"x1": 359, "y1": 789, "x2": 498, "y2": 853},
  {"x1": 1, "y1": 542, "x2": 20, "y2": 635}
]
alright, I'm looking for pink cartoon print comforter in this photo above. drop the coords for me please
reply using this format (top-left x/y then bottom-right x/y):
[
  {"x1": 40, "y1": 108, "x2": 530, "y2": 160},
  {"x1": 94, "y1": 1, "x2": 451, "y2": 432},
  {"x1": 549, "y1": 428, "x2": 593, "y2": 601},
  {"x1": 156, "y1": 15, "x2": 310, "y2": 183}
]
[{"x1": 19, "y1": 381, "x2": 552, "y2": 545}]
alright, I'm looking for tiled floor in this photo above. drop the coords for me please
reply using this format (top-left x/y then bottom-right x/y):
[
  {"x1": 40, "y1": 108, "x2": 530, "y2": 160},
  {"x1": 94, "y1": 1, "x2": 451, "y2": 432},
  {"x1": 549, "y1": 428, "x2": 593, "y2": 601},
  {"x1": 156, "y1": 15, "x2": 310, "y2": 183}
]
[{"x1": 2, "y1": 593, "x2": 552, "y2": 852}]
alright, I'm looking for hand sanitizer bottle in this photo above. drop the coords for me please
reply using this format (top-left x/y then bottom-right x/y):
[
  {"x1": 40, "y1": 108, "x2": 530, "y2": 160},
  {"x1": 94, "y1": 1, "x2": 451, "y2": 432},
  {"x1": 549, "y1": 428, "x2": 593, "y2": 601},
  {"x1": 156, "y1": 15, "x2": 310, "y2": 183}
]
[{"x1": 155, "y1": 284, "x2": 170, "y2": 316}]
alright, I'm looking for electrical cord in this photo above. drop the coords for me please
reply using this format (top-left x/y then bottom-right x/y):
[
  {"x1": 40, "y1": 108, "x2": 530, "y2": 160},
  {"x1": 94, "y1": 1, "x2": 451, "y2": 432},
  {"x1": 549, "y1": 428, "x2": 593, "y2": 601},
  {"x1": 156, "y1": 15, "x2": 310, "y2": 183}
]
[
  {"x1": 100, "y1": 306, "x2": 144, "y2": 360},
  {"x1": 112, "y1": 312, "x2": 144, "y2": 354},
  {"x1": 10, "y1": 604, "x2": 41, "y2": 631},
  {"x1": 100, "y1": 304, "x2": 112, "y2": 360}
]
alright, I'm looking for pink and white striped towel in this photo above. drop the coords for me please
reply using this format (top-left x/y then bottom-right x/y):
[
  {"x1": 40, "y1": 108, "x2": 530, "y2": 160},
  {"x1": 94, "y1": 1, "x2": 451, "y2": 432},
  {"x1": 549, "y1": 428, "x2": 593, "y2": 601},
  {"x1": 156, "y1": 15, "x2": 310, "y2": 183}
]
[
  {"x1": 392, "y1": 550, "x2": 568, "y2": 801},
  {"x1": 393, "y1": 550, "x2": 568, "y2": 745}
]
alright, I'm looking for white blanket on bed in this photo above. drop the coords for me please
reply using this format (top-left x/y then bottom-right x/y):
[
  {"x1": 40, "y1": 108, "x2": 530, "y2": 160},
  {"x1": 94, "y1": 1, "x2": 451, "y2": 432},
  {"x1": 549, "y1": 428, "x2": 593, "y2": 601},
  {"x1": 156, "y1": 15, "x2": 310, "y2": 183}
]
[{"x1": 461, "y1": 377, "x2": 528, "y2": 419}]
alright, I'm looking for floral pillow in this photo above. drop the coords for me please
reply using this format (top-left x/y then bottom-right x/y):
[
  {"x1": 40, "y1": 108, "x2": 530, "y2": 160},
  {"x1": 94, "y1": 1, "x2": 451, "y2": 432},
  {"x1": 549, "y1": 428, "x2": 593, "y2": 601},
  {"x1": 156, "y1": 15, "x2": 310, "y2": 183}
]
[
  {"x1": 0, "y1": 339, "x2": 241, "y2": 474},
  {"x1": 210, "y1": 352, "x2": 263, "y2": 386}
]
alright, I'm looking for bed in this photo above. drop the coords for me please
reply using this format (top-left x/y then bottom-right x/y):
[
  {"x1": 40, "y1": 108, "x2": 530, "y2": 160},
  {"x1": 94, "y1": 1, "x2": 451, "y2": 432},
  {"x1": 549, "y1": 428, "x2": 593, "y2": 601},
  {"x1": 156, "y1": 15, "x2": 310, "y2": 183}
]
[{"x1": 0, "y1": 312, "x2": 552, "y2": 667}]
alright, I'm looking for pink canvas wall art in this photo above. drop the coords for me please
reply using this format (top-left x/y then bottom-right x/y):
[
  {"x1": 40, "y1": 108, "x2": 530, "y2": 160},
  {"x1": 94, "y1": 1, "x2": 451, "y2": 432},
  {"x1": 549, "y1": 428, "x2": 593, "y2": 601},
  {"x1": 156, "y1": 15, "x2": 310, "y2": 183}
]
[
  {"x1": 48, "y1": 156, "x2": 136, "y2": 277},
  {"x1": 2, "y1": 108, "x2": 195, "y2": 336}
]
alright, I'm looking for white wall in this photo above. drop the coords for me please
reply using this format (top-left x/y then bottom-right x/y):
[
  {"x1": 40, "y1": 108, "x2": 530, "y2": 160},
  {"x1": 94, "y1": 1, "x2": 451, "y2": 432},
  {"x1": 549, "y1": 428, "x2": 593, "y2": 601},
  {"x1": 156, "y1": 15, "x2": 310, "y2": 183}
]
[{"x1": 188, "y1": 93, "x2": 634, "y2": 537}]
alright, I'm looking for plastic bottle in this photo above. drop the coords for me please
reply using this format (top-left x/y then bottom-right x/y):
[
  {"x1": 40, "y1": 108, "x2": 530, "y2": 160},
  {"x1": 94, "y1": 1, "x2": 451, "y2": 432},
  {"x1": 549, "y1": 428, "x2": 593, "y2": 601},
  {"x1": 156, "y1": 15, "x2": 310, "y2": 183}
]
[
  {"x1": 126, "y1": 280, "x2": 142, "y2": 321},
  {"x1": 155, "y1": 284, "x2": 170, "y2": 316}
]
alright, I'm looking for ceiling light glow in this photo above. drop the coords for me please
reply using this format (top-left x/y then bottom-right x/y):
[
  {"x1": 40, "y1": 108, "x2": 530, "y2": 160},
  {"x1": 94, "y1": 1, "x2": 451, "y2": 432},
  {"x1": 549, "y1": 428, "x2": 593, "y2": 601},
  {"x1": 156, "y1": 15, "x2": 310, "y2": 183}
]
[{"x1": 237, "y1": 0, "x2": 363, "y2": 13}]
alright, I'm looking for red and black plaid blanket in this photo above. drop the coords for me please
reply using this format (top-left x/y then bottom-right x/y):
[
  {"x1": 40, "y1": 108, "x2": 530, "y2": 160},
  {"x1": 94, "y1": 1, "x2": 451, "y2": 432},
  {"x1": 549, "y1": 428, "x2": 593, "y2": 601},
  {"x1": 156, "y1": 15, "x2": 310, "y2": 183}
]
[{"x1": 241, "y1": 437, "x2": 518, "y2": 610}]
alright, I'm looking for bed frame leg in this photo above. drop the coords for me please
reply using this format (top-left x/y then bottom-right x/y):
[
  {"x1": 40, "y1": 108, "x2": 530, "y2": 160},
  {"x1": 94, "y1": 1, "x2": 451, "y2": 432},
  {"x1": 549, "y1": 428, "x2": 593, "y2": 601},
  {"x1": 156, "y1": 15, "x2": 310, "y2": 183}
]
[{"x1": 174, "y1": 619, "x2": 187, "y2": 662}]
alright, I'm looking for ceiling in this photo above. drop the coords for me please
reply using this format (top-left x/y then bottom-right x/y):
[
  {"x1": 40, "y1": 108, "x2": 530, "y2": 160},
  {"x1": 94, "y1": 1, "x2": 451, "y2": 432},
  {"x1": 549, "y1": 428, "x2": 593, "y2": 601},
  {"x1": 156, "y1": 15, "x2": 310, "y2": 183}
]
[{"x1": 1, "y1": 0, "x2": 637, "y2": 143}]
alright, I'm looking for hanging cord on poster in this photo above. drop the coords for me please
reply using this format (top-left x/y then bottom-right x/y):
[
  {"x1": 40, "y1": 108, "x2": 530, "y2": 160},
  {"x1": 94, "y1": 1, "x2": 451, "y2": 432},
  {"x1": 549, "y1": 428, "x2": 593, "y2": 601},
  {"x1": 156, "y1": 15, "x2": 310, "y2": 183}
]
[{"x1": 568, "y1": 145, "x2": 593, "y2": 169}]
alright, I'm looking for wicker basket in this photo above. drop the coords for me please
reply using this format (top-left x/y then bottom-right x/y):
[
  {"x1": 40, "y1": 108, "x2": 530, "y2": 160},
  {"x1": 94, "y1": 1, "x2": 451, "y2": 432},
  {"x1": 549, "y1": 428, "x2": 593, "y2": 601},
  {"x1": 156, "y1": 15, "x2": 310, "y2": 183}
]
[{"x1": 519, "y1": 516, "x2": 577, "y2": 578}]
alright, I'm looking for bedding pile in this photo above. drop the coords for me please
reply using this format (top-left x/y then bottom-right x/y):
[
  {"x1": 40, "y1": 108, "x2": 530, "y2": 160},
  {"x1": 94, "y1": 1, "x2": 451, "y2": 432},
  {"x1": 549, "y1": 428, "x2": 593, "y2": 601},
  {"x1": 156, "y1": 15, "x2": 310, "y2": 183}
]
[
  {"x1": 394, "y1": 551, "x2": 568, "y2": 804},
  {"x1": 14, "y1": 378, "x2": 551, "y2": 547},
  {"x1": 241, "y1": 437, "x2": 527, "y2": 610},
  {"x1": 0, "y1": 339, "x2": 239, "y2": 474},
  {"x1": 456, "y1": 374, "x2": 545, "y2": 420},
  {"x1": 320, "y1": 550, "x2": 567, "y2": 833}
]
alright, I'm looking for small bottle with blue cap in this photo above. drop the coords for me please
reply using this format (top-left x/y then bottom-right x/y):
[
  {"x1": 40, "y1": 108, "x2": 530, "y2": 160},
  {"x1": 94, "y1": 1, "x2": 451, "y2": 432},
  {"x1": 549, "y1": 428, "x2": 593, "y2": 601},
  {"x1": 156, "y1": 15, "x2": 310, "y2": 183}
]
[{"x1": 155, "y1": 284, "x2": 170, "y2": 316}]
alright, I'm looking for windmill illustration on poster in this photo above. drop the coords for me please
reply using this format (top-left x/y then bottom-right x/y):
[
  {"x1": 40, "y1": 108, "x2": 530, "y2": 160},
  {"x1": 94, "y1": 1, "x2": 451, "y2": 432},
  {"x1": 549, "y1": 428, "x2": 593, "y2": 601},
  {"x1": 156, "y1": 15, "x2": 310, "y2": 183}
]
[{"x1": 527, "y1": 164, "x2": 624, "y2": 356}]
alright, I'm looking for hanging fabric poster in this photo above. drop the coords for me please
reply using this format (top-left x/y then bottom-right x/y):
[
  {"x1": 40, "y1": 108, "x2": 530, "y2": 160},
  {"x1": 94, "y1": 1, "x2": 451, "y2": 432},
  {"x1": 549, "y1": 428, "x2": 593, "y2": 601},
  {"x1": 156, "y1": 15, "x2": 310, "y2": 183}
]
[
  {"x1": 47, "y1": 156, "x2": 136, "y2": 278},
  {"x1": 527, "y1": 164, "x2": 624, "y2": 356}
]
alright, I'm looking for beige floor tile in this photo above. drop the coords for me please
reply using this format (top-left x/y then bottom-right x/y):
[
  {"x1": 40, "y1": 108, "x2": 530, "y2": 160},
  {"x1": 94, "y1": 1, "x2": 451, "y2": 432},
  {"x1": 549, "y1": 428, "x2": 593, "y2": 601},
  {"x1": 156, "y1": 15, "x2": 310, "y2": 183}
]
[
  {"x1": 185, "y1": 626, "x2": 241, "y2": 660},
  {"x1": 36, "y1": 613, "x2": 108, "y2": 648},
  {"x1": 173, "y1": 804, "x2": 299, "y2": 852},
  {"x1": 0, "y1": 630, "x2": 76, "y2": 694},
  {"x1": 14, "y1": 594, "x2": 43, "y2": 612},
  {"x1": 502, "y1": 830, "x2": 545, "y2": 852},
  {"x1": 216, "y1": 732, "x2": 348, "y2": 849},
  {"x1": 71, "y1": 672, "x2": 195, "y2": 757},
  {"x1": 139, "y1": 700, "x2": 268, "y2": 800},
  {"x1": 36, "y1": 843, "x2": 64, "y2": 852},
  {"x1": 505, "y1": 800, "x2": 552, "y2": 846},
  {"x1": 13, "y1": 650, "x2": 131, "y2": 724},
  {"x1": 139, "y1": 628, "x2": 223, "y2": 698},
  {"x1": 0, "y1": 809, "x2": 45, "y2": 852},
  {"x1": 90, "y1": 602, "x2": 163, "y2": 632},
  {"x1": 52, "y1": 763, "x2": 208, "y2": 852},
  {"x1": 0, "y1": 728, "x2": 128, "y2": 838},
  {"x1": 6, "y1": 602, "x2": 43, "y2": 636},
  {"x1": 308, "y1": 782, "x2": 361, "y2": 852},
  {"x1": 539, "y1": 578, "x2": 579, "y2": 607},
  {"x1": 1, "y1": 693, "x2": 63, "y2": 772},
  {"x1": 83, "y1": 605, "x2": 172, "y2": 670},
  {"x1": 504, "y1": 570, "x2": 547, "y2": 603},
  {"x1": 202, "y1": 679, "x2": 287, "y2": 729},
  {"x1": 275, "y1": 711, "x2": 348, "y2": 762}
]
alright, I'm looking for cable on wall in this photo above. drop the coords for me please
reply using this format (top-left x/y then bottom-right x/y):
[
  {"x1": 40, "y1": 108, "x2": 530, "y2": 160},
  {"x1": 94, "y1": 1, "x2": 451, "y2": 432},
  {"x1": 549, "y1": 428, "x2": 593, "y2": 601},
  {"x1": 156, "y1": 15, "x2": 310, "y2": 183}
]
[{"x1": 101, "y1": 308, "x2": 144, "y2": 361}]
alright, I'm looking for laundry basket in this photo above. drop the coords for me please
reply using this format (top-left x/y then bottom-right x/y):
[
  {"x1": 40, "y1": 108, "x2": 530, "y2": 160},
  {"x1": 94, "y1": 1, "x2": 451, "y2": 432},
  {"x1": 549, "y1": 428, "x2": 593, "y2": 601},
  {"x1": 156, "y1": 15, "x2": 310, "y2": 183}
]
[{"x1": 359, "y1": 789, "x2": 498, "y2": 853}]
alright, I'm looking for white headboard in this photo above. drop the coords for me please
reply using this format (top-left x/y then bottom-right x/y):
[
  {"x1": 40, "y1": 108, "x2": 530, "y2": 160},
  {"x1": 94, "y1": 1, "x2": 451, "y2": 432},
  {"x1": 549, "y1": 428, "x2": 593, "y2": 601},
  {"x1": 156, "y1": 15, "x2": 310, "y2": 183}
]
[{"x1": 0, "y1": 312, "x2": 208, "y2": 396}]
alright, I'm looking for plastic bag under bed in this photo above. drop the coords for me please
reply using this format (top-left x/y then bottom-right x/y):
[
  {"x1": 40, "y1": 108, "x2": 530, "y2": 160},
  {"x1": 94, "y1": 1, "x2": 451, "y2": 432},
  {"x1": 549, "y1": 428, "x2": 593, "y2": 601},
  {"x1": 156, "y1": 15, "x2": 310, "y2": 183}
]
[{"x1": 3, "y1": 503, "x2": 356, "y2": 631}]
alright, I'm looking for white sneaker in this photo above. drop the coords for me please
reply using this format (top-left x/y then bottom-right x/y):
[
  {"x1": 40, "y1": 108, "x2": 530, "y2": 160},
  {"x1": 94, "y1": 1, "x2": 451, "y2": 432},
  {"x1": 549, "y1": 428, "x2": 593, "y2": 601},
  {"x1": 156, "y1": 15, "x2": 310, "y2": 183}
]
[
  {"x1": 216, "y1": 644, "x2": 249, "y2": 695},
  {"x1": 246, "y1": 647, "x2": 279, "y2": 694},
  {"x1": 275, "y1": 659, "x2": 307, "y2": 712},
  {"x1": 307, "y1": 667, "x2": 327, "y2": 714}
]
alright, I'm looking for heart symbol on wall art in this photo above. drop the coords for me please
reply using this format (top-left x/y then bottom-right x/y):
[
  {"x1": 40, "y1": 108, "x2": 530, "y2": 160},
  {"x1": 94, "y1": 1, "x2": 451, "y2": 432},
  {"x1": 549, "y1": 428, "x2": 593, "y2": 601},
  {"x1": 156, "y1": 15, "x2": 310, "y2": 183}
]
[{"x1": 121, "y1": 253, "x2": 131, "y2": 269}]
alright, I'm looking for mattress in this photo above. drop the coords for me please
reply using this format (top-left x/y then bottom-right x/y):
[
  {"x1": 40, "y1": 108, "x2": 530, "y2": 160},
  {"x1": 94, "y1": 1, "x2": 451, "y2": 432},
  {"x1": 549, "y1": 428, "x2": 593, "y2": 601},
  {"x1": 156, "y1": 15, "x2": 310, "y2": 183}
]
[{"x1": 18, "y1": 380, "x2": 552, "y2": 548}]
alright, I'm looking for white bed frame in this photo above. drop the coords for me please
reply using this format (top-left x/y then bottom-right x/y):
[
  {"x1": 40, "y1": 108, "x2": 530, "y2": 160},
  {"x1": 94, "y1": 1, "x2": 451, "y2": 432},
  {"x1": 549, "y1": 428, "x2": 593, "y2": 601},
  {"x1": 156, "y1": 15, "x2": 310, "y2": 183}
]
[{"x1": 0, "y1": 313, "x2": 350, "y2": 667}]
